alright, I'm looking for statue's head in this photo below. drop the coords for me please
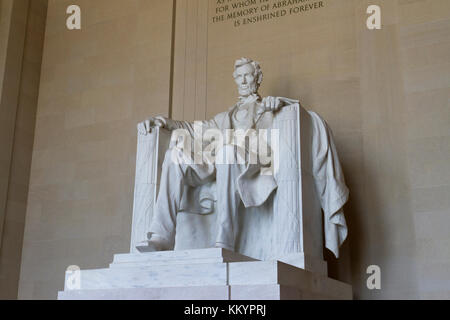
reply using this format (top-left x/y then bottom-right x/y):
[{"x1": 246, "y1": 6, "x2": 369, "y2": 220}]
[{"x1": 233, "y1": 57, "x2": 263, "y2": 97}]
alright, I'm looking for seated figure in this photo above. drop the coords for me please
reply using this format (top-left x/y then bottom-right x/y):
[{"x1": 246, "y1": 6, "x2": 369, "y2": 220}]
[{"x1": 136, "y1": 58, "x2": 349, "y2": 264}]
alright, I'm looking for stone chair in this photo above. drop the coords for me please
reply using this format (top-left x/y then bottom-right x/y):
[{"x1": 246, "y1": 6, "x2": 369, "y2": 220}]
[
  {"x1": 130, "y1": 103, "x2": 329, "y2": 276},
  {"x1": 58, "y1": 103, "x2": 353, "y2": 300}
]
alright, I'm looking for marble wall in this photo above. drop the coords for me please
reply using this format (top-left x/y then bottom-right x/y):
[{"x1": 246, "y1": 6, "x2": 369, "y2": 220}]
[
  {"x1": 17, "y1": 0, "x2": 450, "y2": 299},
  {"x1": 398, "y1": 1, "x2": 450, "y2": 299},
  {"x1": 0, "y1": 0, "x2": 48, "y2": 299},
  {"x1": 18, "y1": 0, "x2": 175, "y2": 299},
  {"x1": 170, "y1": 0, "x2": 450, "y2": 299}
]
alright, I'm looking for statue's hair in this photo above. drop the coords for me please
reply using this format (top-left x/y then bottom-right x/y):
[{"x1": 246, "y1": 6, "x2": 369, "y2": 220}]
[{"x1": 233, "y1": 57, "x2": 263, "y2": 86}]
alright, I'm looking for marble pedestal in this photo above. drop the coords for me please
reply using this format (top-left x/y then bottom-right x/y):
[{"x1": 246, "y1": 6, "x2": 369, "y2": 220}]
[{"x1": 58, "y1": 249, "x2": 352, "y2": 300}]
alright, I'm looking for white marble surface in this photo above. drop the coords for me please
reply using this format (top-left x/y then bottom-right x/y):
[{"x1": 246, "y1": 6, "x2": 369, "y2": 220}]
[
  {"x1": 60, "y1": 249, "x2": 352, "y2": 300},
  {"x1": 230, "y1": 284, "x2": 350, "y2": 300},
  {"x1": 70, "y1": 263, "x2": 228, "y2": 290},
  {"x1": 228, "y1": 260, "x2": 352, "y2": 299},
  {"x1": 59, "y1": 286, "x2": 230, "y2": 300},
  {"x1": 66, "y1": 249, "x2": 255, "y2": 291},
  {"x1": 59, "y1": 284, "x2": 344, "y2": 300},
  {"x1": 58, "y1": 284, "x2": 347, "y2": 300},
  {"x1": 114, "y1": 248, "x2": 256, "y2": 264},
  {"x1": 230, "y1": 285, "x2": 304, "y2": 300},
  {"x1": 110, "y1": 248, "x2": 257, "y2": 268}
]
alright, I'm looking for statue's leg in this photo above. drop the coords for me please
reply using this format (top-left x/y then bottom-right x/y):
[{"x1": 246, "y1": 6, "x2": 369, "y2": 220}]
[
  {"x1": 146, "y1": 149, "x2": 187, "y2": 251},
  {"x1": 215, "y1": 145, "x2": 246, "y2": 251}
]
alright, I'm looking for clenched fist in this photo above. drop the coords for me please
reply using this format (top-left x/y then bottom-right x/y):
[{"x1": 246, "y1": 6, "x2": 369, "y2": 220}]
[
  {"x1": 261, "y1": 96, "x2": 285, "y2": 112},
  {"x1": 137, "y1": 116, "x2": 167, "y2": 135}
]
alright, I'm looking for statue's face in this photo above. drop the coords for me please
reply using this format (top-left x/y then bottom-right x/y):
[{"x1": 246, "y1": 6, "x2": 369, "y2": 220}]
[{"x1": 234, "y1": 63, "x2": 258, "y2": 97}]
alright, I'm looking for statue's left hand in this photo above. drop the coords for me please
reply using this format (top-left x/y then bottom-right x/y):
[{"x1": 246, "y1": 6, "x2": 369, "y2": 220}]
[
  {"x1": 262, "y1": 96, "x2": 284, "y2": 112},
  {"x1": 137, "y1": 116, "x2": 167, "y2": 135}
]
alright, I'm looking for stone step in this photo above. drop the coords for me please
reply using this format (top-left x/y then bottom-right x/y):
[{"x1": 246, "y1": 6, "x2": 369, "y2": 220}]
[
  {"x1": 59, "y1": 284, "x2": 348, "y2": 300},
  {"x1": 73, "y1": 262, "x2": 228, "y2": 290},
  {"x1": 59, "y1": 286, "x2": 230, "y2": 300},
  {"x1": 229, "y1": 261, "x2": 352, "y2": 299},
  {"x1": 64, "y1": 255, "x2": 352, "y2": 299},
  {"x1": 110, "y1": 248, "x2": 257, "y2": 269}
]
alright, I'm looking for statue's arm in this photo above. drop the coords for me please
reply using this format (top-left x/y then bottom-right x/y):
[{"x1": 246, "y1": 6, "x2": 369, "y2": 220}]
[
  {"x1": 137, "y1": 116, "x2": 217, "y2": 136},
  {"x1": 164, "y1": 117, "x2": 219, "y2": 134}
]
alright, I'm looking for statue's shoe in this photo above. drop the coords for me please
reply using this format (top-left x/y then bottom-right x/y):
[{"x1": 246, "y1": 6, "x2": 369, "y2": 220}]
[
  {"x1": 136, "y1": 241, "x2": 162, "y2": 252},
  {"x1": 136, "y1": 236, "x2": 171, "y2": 253},
  {"x1": 214, "y1": 242, "x2": 235, "y2": 252}
]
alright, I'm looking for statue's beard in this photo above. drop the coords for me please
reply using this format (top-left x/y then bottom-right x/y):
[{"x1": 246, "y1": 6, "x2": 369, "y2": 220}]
[{"x1": 238, "y1": 83, "x2": 258, "y2": 97}]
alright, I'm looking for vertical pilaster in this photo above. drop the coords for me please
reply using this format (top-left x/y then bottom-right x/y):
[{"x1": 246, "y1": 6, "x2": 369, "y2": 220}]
[{"x1": 172, "y1": 0, "x2": 209, "y2": 122}]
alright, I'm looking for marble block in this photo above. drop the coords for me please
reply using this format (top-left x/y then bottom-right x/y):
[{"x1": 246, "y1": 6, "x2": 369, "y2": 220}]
[
  {"x1": 59, "y1": 286, "x2": 231, "y2": 300},
  {"x1": 58, "y1": 249, "x2": 352, "y2": 300},
  {"x1": 110, "y1": 248, "x2": 257, "y2": 268},
  {"x1": 230, "y1": 285, "x2": 346, "y2": 300},
  {"x1": 277, "y1": 252, "x2": 328, "y2": 276},
  {"x1": 228, "y1": 261, "x2": 352, "y2": 299}
]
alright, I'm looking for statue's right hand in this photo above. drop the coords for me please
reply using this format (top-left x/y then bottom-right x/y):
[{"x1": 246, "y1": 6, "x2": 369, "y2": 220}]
[{"x1": 137, "y1": 116, "x2": 167, "y2": 135}]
